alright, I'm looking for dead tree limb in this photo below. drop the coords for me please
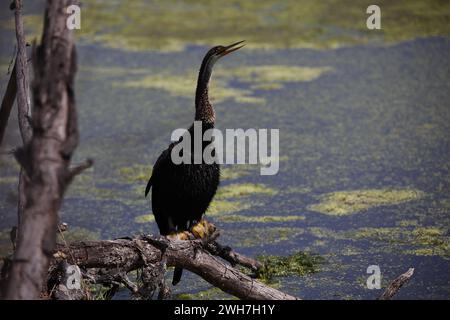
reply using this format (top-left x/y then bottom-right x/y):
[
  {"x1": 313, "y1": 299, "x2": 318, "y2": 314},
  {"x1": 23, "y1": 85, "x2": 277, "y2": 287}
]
[
  {"x1": 54, "y1": 235, "x2": 298, "y2": 300},
  {"x1": 13, "y1": 0, "x2": 32, "y2": 145},
  {"x1": 378, "y1": 268, "x2": 414, "y2": 300},
  {"x1": 3, "y1": 0, "x2": 80, "y2": 300},
  {"x1": 0, "y1": 64, "x2": 17, "y2": 147}
]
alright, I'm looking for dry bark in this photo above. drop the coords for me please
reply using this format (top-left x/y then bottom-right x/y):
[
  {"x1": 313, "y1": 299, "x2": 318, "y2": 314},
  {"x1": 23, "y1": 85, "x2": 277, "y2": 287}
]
[
  {"x1": 3, "y1": 0, "x2": 88, "y2": 300},
  {"x1": 13, "y1": 0, "x2": 32, "y2": 145}
]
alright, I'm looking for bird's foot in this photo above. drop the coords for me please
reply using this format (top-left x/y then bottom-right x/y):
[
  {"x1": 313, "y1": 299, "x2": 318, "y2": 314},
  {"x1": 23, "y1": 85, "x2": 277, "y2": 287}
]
[
  {"x1": 166, "y1": 231, "x2": 192, "y2": 241},
  {"x1": 191, "y1": 219, "x2": 216, "y2": 239}
]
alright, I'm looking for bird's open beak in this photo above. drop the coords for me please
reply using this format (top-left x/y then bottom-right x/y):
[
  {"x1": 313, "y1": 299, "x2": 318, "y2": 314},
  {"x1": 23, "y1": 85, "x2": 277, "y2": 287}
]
[{"x1": 219, "y1": 40, "x2": 245, "y2": 57}]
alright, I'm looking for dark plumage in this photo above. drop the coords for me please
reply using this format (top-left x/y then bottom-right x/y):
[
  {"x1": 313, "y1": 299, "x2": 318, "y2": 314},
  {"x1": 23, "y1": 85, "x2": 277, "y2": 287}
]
[{"x1": 145, "y1": 41, "x2": 244, "y2": 284}]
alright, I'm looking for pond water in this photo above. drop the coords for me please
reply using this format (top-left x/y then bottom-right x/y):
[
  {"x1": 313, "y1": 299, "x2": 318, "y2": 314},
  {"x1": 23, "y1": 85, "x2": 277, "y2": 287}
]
[{"x1": 0, "y1": 1, "x2": 449, "y2": 299}]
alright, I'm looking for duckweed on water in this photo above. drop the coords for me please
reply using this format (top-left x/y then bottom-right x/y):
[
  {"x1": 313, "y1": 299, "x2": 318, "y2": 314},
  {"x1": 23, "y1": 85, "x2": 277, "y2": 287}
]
[
  {"x1": 256, "y1": 251, "x2": 324, "y2": 282},
  {"x1": 117, "y1": 164, "x2": 152, "y2": 183},
  {"x1": 115, "y1": 65, "x2": 331, "y2": 105},
  {"x1": 224, "y1": 227, "x2": 304, "y2": 248},
  {"x1": 308, "y1": 188, "x2": 425, "y2": 216},
  {"x1": 134, "y1": 213, "x2": 155, "y2": 224},
  {"x1": 216, "y1": 183, "x2": 277, "y2": 199},
  {"x1": 58, "y1": 227, "x2": 101, "y2": 243},
  {"x1": 308, "y1": 226, "x2": 450, "y2": 259},
  {"x1": 177, "y1": 287, "x2": 235, "y2": 300},
  {"x1": 206, "y1": 199, "x2": 251, "y2": 216},
  {"x1": 8, "y1": 1, "x2": 450, "y2": 51},
  {"x1": 218, "y1": 214, "x2": 304, "y2": 223},
  {"x1": 347, "y1": 227, "x2": 450, "y2": 258},
  {"x1": 220, "y1": 166, "x2": 254, "y2": 181}
]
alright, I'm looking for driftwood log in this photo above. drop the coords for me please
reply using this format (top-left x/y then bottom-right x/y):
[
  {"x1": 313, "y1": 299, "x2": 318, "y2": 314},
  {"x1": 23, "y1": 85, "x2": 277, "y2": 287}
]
[{"x1": 52, "y1": 233, "x2": 298, "y2": 300}]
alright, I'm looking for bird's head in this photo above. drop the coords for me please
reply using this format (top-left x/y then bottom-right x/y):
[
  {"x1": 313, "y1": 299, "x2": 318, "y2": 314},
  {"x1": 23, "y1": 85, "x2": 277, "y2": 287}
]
[{"x1": 199, "y1": 41, "x2": 245, "y2": 75}]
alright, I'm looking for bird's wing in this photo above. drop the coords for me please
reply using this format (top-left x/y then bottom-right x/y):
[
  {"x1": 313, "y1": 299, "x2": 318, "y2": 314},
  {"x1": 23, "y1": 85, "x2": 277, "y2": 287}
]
[{"x1": 145, "y1": 143, "x2": 175, "y2": 197}]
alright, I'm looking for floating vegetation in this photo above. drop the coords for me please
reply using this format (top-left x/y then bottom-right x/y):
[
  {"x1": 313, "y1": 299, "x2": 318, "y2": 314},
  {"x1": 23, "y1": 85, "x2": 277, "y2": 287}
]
[
  {"x1": 308, "y1": 188, "x2": 425, "y2": 216},
  {"x1": 308, "y1": 225, "x2": 450, "y2": 259},
  {"x1": 225, "y1": 227, "x2": 304, "y2": 248},
  {"x1": 7, "y1": 1, "x2": 450, "y2": 51},
  {"x1": 206, "y1": 199, "x2": 251, "y2": 216},
  {"x1": 115, "y1": 72, "x2": 263, "y2": 105},
  {"x1": 218, "y1": 214, "x2": 304, "y2": 223},
  {"x1": 0, "y1": 176, "x2": 18, "y2": 185},
  {"x1": 58, "y1": 227, "x2": 101, "y2": 243},
  {"x1": 216, "y1": 183, "x2": 278, "y2": 199},
  {"x1": 117, "y1": 164, "x2": 152, "y2": 183},
  {"x1": 134, "y1": 213, "x2": 155, "y2": 224},
  {"x1": 115, "y1": 65, "x2": 330, "y2": 105},
  {"x1": 220, "y1": 166, "x2": 254, "y2": 181},
  {"x1": 217, "y1": 66, "x2": 333, "y2": 90},
  {"x1": 256, "y1": 251, "x2": 324, "y2": 282},
  {"x1": 346, "y1": 227, "x2": 450, "y2": 258},
  {"x1": 176, "y1": 287, "x2": 235, "y2": 300}
]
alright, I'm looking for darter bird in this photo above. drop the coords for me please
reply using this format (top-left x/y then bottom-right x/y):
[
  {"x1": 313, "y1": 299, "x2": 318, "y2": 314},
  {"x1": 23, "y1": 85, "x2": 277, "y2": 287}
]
[{"x1": 145, "y1": 41, "x2": 245, "y2": 285}]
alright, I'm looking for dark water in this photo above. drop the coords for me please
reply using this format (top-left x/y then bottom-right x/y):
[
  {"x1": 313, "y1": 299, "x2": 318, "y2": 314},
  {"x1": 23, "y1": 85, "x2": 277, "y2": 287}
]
[{"x1": 0, "y1": 5, "x2": 449, "y2": 299}]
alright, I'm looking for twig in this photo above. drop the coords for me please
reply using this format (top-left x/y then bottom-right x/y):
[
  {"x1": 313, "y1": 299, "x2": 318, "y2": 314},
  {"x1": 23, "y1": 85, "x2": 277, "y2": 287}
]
[
  {"x1": 378, "y1": 268, "x2": 414, "y2": 300},
  {"x1": 206, "y1": 241, "x2": 263, "y2": 272},
  {"x1": 67, "y1": 158, "x2": 94, "y2": 182}
]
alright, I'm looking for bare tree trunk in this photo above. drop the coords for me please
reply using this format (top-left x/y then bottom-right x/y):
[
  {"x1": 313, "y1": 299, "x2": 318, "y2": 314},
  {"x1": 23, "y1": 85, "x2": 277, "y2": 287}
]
[{"x1": 3, "y1": 0, "x2": 83, "y2": 300}]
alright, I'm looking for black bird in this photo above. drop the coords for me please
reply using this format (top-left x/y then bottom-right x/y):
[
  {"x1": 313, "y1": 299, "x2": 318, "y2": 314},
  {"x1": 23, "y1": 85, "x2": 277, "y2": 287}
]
[{"x1": 145, "y1": 41, "x2": 244, "y2": 285}]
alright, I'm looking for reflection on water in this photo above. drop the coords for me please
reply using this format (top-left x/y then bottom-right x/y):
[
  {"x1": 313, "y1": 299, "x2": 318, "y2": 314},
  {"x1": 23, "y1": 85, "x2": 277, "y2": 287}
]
[{"x1": 0, "y1": 1, "x2": 449, "y2": 300}]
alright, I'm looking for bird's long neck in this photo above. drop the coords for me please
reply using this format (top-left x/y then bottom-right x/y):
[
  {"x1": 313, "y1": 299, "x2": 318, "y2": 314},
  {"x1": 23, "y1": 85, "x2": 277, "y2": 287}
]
[{"x1": 195, "y1": 59, "x2": 215, "y2": 125}]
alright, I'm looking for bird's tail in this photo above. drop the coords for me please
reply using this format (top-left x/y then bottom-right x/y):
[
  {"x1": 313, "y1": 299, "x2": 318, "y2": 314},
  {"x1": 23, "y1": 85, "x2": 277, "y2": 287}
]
[{"x1": 172, "y1": 267, "x2": 183, "y2": 286}]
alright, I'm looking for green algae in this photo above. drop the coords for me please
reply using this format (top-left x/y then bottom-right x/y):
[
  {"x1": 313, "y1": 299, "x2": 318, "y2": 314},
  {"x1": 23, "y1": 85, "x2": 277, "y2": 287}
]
[
  {"x1": 0, "y1": 176, "x2": 18, "y2": 185},
  {"x1": 58, "y1": 227, "x2": 101, "y2": 243},
  {"x1": 134, "y1": 213, "x2": 155, "y2": 224},
  {"x1": 217, "y1": 65, "x2": 333, "y2": 90},
  {"x1": 176, "y1": 287, "x2": 235, "y2": 300},
  {"x1": 8, "y1": 1, "x2": 450, "y2": 51},
  {"x1": 207, "y1": 183, "x2": 277, "y2": 216},
  {"x1": 114, "y1": 65, "x2": 330, "y2": 105},
  {"x1": 225, "y1": 227, "x2": 304, "y2": 248},
  {"x1": 308, "y1": 225, "x2": 450, "y2": 259},
  {"x1": 308, "y1": 188, "x2": 425, "y2": 216},
  {"x1": 220, "y1": 166, "x2": 254, "y2": 181},
  {"x1": 218, "y1": 214, "x2": 304, "y2": 223},
  {"x1": 117, "y1": 164, "x2": 152, "y2": 183},
  {"x1": 256, "y1": 251, "x2": 324, "y2": 282},
  {"x1": 216, "y1": 183, "x2": 277, "y2": 199},
  {"x1": 206, "y1": 199, "x2": 251, "y2": 216},
  {"x1": 114, "y1": 71, "x2": 263, "y2": 105},
  {"x1": 347, "y1": 226, "x2": 450, "y2": 258}
]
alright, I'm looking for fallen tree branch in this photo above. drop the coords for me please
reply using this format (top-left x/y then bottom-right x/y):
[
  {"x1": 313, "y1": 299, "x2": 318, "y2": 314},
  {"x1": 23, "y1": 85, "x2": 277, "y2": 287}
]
[
  {"x1": 206, "y1": 241, "x2": 263, "y2": 272},
  {"x1": 378, "y1": 268, "x2": 414, "y2": 300},
  {"x1": 54, "y1": 235, "x2": 298, "y2": 300}
]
